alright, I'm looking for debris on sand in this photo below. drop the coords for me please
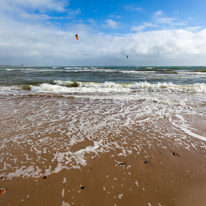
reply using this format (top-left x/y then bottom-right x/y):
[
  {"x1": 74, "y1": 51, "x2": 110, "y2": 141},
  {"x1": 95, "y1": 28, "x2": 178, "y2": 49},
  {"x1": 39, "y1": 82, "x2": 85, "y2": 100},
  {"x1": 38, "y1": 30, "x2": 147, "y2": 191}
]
[
  {"x1": 144, "y1": 160, "x2": 148, "y2": 164},
  {"x1": 0, "y1": 188, "x2": 6, "y2": 195},
  {"x1": 80, "y1": 185, "x2": 85, "y2": 190},
  {"x1": 43, "y1": 176, "x2": 47, "y2": 179},
  {"x1": 118, "y1": 162, "x2": 126, "y2": 166},
  {"x1": 172, "y1": 152, "x2": 179, "y2": 157}
]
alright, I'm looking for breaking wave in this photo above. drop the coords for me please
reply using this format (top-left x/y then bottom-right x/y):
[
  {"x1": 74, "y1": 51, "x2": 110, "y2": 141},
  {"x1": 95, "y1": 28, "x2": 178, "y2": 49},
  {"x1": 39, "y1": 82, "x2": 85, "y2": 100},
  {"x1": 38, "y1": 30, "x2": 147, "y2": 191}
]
[{"x1": 1, "y1": 81, "x2": 206, "y2": 95}]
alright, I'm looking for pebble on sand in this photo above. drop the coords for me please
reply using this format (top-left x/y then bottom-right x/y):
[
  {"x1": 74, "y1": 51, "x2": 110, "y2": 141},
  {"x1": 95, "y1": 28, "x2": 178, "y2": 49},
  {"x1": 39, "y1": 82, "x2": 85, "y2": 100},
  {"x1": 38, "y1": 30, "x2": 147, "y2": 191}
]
[
  {"x1": 144, "y1": 160, "x2": 148, "y2": 164},
  {"x1": 118, "y1": 162, "x2": 126, "y2": 166},
  {"x1": 80, "y1": 185, "x2": 85, "y2": 190},
  {"x1": 172, "y1": 152, "x2": 179, "y2": 157}
]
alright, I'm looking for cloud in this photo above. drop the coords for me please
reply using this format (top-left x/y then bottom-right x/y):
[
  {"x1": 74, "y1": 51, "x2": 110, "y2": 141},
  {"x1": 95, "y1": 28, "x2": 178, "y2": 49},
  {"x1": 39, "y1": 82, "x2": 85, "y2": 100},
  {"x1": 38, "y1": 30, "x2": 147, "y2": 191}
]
[
  {"x1": 154, "y1": 10, "x2": 163, "y2": 16},
  {"x1": 1, "y1": 12, "x2": 206, "y2": 66},
  {"x1": 132, "y1": 23, "x2": 157, "y2": 32},
  {"x1": 132, "y1": 10, "x2": 188, "y2": 33},
  {"x1": 155, "y1": 16, "x2": 175, "y2": 24},
  {"x1": 124, "y1": 5, "x2": 143, "y2": 12},
  {"x1": 150, "y1": 10, "x2": 190, "y2": 31},
  {"x1": 108, "y1": 14, "x2": 121, "y2": 19},
  {"x1": 153, "y1": 10, "x2": 175, "y2": 25},
  {"x1": 1, "y1": 3, "x2": 206, "y2": 66},
  {"x1": 18, "y1": 8, "x2": 80, "y2": 22},
  {"x1": 88, "y1": 19, "x2": 96, "y2": 25},
  {"x1": 67, "y1": 8, "x2": 81, "y2": 17},
  {"x1": 19, "y1": 12, "x2": 54, "y2": 20},
  {"x1": 186, "y1": 26, "x2": 202, "y2": 31},
  {"x1": 0, "y1": 0, "x2": 68, "y2": 12},
  {"x1": 0, "y1": 0, "x2": 80, "y2": 27},
  {"x1": 105, "y1": 19, "x2": 119, "y2": 28}
]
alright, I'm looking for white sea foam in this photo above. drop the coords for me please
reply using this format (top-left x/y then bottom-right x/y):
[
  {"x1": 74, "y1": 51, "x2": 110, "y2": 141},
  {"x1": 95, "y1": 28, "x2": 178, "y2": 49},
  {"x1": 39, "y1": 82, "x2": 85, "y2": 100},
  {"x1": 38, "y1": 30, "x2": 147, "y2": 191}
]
[
  {"x1": 135, "y1": 180, "x2": 139, "y2": 187},
  {"x1": 63, "y1": 177, "x2": 67, "y2": 184},
  {"x1": 118, "y1": 194, "x2": 123, "y2": 199},
  {"x1": 27, "y1": 81, "x2": 206, "y2": 94},
  {"x1": 130, "y1": 82, "x2": 206, "y2": 93},
  {"x1": 171, "y1": 114, "x2": 206, "y2": 142},
  {"x1": 1, "y1": 81, "x2": 206, "y2": 95},
  {"x1": 62, "y1": 201, "x2": 70, "y2": 206},
  {"x1": 30, "y1": 82, "x2": 131, "y2": 93},
  {"x1": 120, "y1": 70, "x2": 155, "y2": 74},
  {"x1": 61, "y1": 189, "x2": 65, "y2": 198}
]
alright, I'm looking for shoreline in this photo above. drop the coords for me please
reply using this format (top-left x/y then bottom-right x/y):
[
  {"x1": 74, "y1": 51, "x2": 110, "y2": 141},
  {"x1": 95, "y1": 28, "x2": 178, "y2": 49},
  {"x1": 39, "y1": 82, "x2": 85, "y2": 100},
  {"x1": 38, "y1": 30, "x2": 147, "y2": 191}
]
[{"x1": 0, "y1": 95, "x2": 206, "y2": 205}]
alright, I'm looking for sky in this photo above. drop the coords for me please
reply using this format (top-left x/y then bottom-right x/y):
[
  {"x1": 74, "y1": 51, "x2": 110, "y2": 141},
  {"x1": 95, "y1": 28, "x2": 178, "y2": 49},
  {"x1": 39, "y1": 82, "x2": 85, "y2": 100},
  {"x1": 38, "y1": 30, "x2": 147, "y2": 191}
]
[{"x1": 1, "y1": 0, "x2": 206, "y2": 66}]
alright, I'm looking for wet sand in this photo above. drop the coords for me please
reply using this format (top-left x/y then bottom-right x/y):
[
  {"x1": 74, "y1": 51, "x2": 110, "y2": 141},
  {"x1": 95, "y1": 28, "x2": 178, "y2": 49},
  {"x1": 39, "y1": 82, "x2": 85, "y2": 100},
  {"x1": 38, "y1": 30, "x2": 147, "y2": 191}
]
[
  {"x1": 1, "y1": 141, "x2": 206, "y2": 206},
  {"x1": 0, "y1": 95, "x2": 206, "y2": 206}
]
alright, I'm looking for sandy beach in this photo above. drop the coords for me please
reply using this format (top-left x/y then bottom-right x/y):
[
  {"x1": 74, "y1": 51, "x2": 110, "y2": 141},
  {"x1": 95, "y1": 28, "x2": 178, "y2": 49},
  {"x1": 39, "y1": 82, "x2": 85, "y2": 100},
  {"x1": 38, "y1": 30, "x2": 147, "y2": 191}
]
[
  {"x1": 1, "y1": 138, "x2": 206, "y2": 206},
  {"x1": 0, "y1": 94, "x2": 206, "y2": 206},
  {"x1": 1, "y1": 0, "x2": 206, "y2": 203}
]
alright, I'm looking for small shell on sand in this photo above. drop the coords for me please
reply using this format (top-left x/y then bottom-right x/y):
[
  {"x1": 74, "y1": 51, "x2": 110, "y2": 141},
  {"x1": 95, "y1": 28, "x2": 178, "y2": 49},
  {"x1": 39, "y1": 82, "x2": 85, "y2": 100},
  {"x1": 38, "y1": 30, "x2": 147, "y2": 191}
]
[{"x1": 0, "y1": 188, "x2": 6, "y2": 195}]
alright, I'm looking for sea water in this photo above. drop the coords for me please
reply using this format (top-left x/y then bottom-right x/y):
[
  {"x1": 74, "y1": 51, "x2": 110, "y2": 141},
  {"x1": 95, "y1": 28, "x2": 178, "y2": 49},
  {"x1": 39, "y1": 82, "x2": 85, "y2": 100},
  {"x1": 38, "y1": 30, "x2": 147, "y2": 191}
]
[{"x1": 1, "y1": 66, "x2": 206, "y2": 93}]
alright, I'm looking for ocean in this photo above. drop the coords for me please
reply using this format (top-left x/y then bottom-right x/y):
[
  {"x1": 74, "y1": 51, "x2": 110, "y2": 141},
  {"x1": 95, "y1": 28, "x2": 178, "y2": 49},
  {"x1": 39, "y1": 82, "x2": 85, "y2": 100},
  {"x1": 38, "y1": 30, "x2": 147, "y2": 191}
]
[
  {"x1": 0, "y1": 65, "x2": 206, "y2": 178},
  {"x1": 1, "y1": 66, "x2": 206, "y2": 94}
]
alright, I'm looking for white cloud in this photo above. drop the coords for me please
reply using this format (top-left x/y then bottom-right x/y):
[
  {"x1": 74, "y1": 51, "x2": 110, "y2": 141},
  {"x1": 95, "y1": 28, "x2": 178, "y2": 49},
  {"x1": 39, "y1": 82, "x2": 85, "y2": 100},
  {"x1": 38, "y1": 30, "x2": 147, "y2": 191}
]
[
  {"x1": 66, "y1": 8, "x2": 81, "y2": 18},
  {"x1": 154, "y1": 10, "x2": 163, "y2": 16},
  {"x1": 132, "y1": 25, "x2": 145, "y2": 32},
  {"x1": 17, "y1": 8, "x2": 80, "y2": 21},
  {"x1": 1, "y1": 13, "x2": 206, "y2": 66},
  {"x1": 108, "y1": 14, "x2": 121, "y2": 19},
  {"x1": 0, "y1": 0, "x2": 80, "y2": 26},
  {"x1": 132, "y1": 11, "x2": 187, "y2": 33},
  {"x1": 152, "y1": 10, "x2": 189, "y2": 30},
  {"x1": 105, "y1": 19, "x2": 119, "y2": 28},
  {"x1": 156, "y1": 16, "x2": 175, "y2": 24},
  {"x1": 88, "y1": 19, "x2": 96, "y2": 25},
  {"x1": 0, "y1": 0, "x2": 68, "y2": 12},
  {"x1": 186, "y1": 26, "x2": 202, "y2": 31},
  {"x1": 124, "y1": 5, "x2": 143, "y2": 11},
  {"x1": 1, "y1": 3, "x2": 206, "y2": 66},
  {"x1": 132, "y1": 23, "x2": 157, "y2": 32},
  {"x1": 153, "y1": 11, "x2": 175, "y2": 24},
  {"x1": 19, "y1": 12, "x2": 53, "y2": 20}
]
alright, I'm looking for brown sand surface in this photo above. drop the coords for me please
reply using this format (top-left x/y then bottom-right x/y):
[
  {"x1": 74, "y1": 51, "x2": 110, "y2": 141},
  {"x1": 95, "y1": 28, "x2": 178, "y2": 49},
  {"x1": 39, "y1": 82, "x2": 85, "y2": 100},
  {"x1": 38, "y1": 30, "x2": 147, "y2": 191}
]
[
  {"x1": 1, "y1": 140, "x2": 206, "y2": 206},
  {"x1": 0, "y1": 95, "x2": 206, "y2": 206}
]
